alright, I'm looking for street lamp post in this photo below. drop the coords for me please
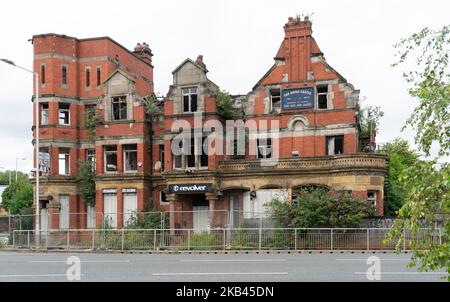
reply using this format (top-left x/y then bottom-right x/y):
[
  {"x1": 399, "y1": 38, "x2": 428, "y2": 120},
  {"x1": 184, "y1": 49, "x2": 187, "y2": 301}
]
[
  {"x1": 15, "y1": 157, "x2": 26, "y2": 182},
  {"x1": 1, "y1": 58, "x2": 40, "y2": 249}
]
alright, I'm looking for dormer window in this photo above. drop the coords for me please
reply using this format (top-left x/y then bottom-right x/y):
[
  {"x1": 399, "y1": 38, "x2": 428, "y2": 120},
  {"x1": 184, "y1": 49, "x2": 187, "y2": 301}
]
[
  {"x1": 112, "y1": 96, "x2": 127, "y2": 121},
  {"x1": 182, "y1": 87, "x2": 197, "y2": 113}
]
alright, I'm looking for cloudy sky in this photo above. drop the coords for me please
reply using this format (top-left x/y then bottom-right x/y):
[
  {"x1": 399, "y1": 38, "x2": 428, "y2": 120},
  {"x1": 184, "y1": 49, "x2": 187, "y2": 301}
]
[{"x1": 0, "y1": 0, "x2": 448, "y2": 174}]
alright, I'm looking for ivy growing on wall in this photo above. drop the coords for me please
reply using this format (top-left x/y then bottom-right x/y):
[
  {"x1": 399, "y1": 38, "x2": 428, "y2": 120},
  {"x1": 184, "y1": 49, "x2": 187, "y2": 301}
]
[{"x1": 75, "y1": 160, "x2": 96, "y2": 207}]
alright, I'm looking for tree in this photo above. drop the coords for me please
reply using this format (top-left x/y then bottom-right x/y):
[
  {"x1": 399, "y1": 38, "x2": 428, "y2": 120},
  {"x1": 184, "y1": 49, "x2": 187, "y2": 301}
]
[
  {"x1": 269, "y1": 188, "x2": 373, "y2": 228},
  {"x1": 357, "y1": 101, "x2": 385, "y2": 138},
  {"x1": 75, "y1": 160, "x2": 96, "y2": 207},
  {"x1": 388, "y1": 25, "x2": 450, "y2": 279},
  {"x1": 381, "y1": 138, "x2": 421, "y2": 216},
  {"x1": 0, "y1": 170, "x2": 29, "y2": 185},
  {"x1": 143, "y1": 94, "x2": 162, "y2": 169},
  {"x1": 1, "y1": 180, "x2": 33, "y2": 214},
  {"x1": 215, "y1": 89, "x2": 235, "y2": 119}
]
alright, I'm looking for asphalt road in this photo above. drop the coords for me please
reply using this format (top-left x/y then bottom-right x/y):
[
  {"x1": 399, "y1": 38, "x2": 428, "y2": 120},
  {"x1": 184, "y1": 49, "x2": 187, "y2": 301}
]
[{"x1": 0, "y1": 251, "x2": 447, "y2": 282}]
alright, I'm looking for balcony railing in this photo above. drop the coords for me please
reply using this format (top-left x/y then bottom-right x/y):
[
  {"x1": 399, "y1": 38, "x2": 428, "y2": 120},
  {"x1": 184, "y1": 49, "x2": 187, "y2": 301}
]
[{"x1": 218, "y1": 153, "x2": 387, "y2": 172}]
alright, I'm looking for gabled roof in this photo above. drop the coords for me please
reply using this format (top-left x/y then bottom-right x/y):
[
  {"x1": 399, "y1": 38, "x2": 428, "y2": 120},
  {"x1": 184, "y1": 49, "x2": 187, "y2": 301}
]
[
  {"x1": 171, "y1": 58, "x2": 208, "y2": 74},
  {"x1": 103, "y1": 69, "x2": 136, "y2": 84}
]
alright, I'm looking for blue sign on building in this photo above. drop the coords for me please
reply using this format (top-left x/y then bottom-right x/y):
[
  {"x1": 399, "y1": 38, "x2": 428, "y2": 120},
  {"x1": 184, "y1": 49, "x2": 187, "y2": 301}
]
[{"x1": 281, "y1": 87, "x2": 315, "y2": 110}]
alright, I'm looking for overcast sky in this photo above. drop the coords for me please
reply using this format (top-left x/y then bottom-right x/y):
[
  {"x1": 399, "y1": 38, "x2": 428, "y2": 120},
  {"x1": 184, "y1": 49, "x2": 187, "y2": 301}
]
[{"x1": 0, "y1": 0, "x2": 448, "y2": 174}]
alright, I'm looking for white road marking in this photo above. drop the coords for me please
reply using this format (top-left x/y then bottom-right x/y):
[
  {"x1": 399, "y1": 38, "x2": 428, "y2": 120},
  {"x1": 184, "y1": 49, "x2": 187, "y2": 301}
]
[
  {"x1": 28, "y1": 260, "x2": 130, "y2": 263},
  {"x1": 180, "y1": 259, "x2": 286, "y2": 262},
  {"x1": 354, "y1": 272, "x2": 447, "y2": 275},
  {"x1": 0, "y1": 274, "x2": 85, "y2": 278},
  {"x1": 153, "y1": 272, "x2": 288, "y2": 276},
  {"x1": 337, "y1": 258, "x2": 410, "y2": 261}
]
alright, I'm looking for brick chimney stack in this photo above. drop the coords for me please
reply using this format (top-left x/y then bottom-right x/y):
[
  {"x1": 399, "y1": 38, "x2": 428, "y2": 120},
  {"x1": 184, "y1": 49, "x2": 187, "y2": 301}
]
[
  {"x1": 195, "y1": 55, "x2": 207, "y2": 70},
  {"x1": 282, "y1": 15, "x2": 313, "y2": 82},
  {"x1": 133, "y1": 42, "x2": 153, "y2": 66}
]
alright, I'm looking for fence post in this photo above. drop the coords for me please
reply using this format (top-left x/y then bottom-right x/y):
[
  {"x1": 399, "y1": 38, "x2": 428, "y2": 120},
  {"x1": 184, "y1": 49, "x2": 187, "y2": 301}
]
[
  {"x1": 121, "y1": 229, "x2": 125, "y2": 251},
  {"x1": 330, "y1": 229, "x2": 333, "y2": 250},
  {"x1": 91, "y1": 230, "x2": 95, "y2": 250},
  {"x1": 187, "y1": 229, "x2": 191, "y2": 251},
  {"x1": 438, "y1": 228, "x2": 442, "y2": 245},
  {"x1": 294, "y1": 229, "x2": 297, "y2": 250},
  {"x1": 223, "y1": 229, "x2": 226, "y2": 251},
  {"x1": 67, "y1": 230, "x2": 70, "y2": 250},
  {"x1": 153, "y1": 229, "x2": 157, "y2": 251},
  {"x1": 27, "y1": 231, "x2": 30, "y2": 249},
  {"x1": 258, "y1": 228, "x2": 262, "y2": 250},
  {"x1": 8, "y1": 211, "x2": 11, "y2": 235},
  {"x1": 12, "y1": 231, "x2": 15, "y2": 248},
  {"x1": 367, "y1": 229, "x2": 370, "y2": 250}
]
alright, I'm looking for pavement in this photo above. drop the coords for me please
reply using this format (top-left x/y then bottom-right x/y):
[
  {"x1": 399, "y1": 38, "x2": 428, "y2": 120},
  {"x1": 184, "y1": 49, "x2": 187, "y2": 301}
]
[{"x1": 0, "y1": 251, "x2": 447, "y2": 282}]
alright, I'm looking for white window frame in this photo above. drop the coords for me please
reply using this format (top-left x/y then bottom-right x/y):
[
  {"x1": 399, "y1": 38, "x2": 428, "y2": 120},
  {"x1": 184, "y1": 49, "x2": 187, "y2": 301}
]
[
  {"x1": 104, "y1": 146, "x2": 118, "y2": 173},
  {"x1": 123, "y1": 189, "x2": 137, "y2": 227},
  {"x1": 367, "y1": 191, "x2": 377, "y2": 209},
  {"x1": 316, "y1": 85, "x2": 329, "y2": 110},
  {"x1": 86, "y1": 149, "x2": 96, "y2": 172},
  {"x1": 59, "y1": 104, "x2": 70, "y2": 125},
  {"x1": 181, "y1": 87, "x2": 198, "y2": 113},
  {"x1": 41, "y1": 103, "x2": 49, "y2": 125},
  {"x1": 111, "y1": 96, "x2": 127, "y2": 121},
  {"x1": 123, "y1": 144, "x2": 138, "y2": 172},
  {"x1": 159, "y1": 190, "x2": 168, "y2": 205},
  {"x1": 58, "y1": 149, "x2": 70, "y2": 175}
]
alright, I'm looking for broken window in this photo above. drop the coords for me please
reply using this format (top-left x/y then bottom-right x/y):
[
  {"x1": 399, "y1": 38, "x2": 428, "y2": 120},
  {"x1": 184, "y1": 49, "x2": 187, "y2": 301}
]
[
  {"x1": 123, "y1": 144, "x2": 138, "y2": 172},
  {"x1": 257, "y1": 138, "x2": 272, "y2": 159},
  {"x1": 61, "y1": 65, "x2": 67, "y2": 85},
  {"x1": 367, "y1": 191, "x2": 377, "y2": 209},
  {"x1": 104, "y1": 146, "x2": 118, "y2": 172},
  {"x1": 182, "y1": 87, "x2": 198, "y2": 113},
  {"x1": 160, "y1": 190, "x2": 167, "y2": 204},
  {"x1": 317, "y1": 85, "x2": 328, "y2": 109},
  {"x1": 96, "y1": 66, "x2": 101, "y2": 87},
  {"x1": 270, "y1": 89, "x2": 281, "y2": 108},
  {"x1": 58, "y1": 148, "x2": 70, "y2": 175},
  {"x1": 59, "y1": 103, "x2": 70, "y2": 125},
  {"x1": 41, "y1": 103, "x2": 49, "y2": 125},
  {"x1": 41, "y1": 64, "x2": 46, "y2": 85},
  {"x1": 86, "y1": 149, "x2": 96, "y2": 172},
  {"x1": 326, "y1": 135, "x2": 344, "y2": 155},
  {"x1": 112, "y1": 96, "x2": 127, "y2": 121},
  {"x1": 39, "y1": 147, "x2": 51, "y2": 175},
  {"x1": 85, "y1": 67, "x2": 90, "y2": 88}
]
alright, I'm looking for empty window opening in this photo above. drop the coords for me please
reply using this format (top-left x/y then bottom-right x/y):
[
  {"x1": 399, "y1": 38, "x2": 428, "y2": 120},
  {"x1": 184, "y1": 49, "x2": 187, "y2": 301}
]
[
  {"x1": 317, "y1": 85, "x2": 328, "y2": 109},
  {"x1": 58, "y1": 148, "x2": 70, "y2": 175},
  {"x1": 270, "y1": 89, "x2": 281, "y2": 108},
  {"x1": 182, "y1": 87, "x2": 198, "y2": 113},
  {"x1": 367, "y1": 191, "x2": 377, "y2": 210},
  {"x1": 104, "y1": 146, "x2": 118, "y2": 172},
  {"x1": 326, "y1": 135, "x2": 344, "y2": 155},
  {"x1": 159, "y1": 145, "x2": 165, "y2": 171},
  {"x1": 160, "y1": 190, "x2": 167, "y2": 204},
  {"x1": 59, "y1": 103, "x2": 70, "y2": 125},
  {"x1": 123, "y1": 144, "x2": 138, "y2": 172},
  {"x1": 112, "y1": 96, "x2": 127, "y2": 121},
  {"x1": 39, "y1": 147, "x2": 51, "y2": 175}
]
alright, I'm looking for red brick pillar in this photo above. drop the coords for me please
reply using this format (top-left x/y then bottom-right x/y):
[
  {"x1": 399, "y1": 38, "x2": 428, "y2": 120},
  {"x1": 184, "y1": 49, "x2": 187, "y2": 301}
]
[
  {"x1": 205, "y1": 193, "x2": 218, "y2": 229},
  {"x1": 166, "y1": 194, "x2": 178, "y2": 235}
]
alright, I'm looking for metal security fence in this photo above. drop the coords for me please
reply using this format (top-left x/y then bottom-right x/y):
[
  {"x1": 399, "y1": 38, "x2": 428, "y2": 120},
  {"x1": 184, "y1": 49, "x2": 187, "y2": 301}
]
[{"x1": 11, "y1": 227, "x2": 442, "y2": 251}]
